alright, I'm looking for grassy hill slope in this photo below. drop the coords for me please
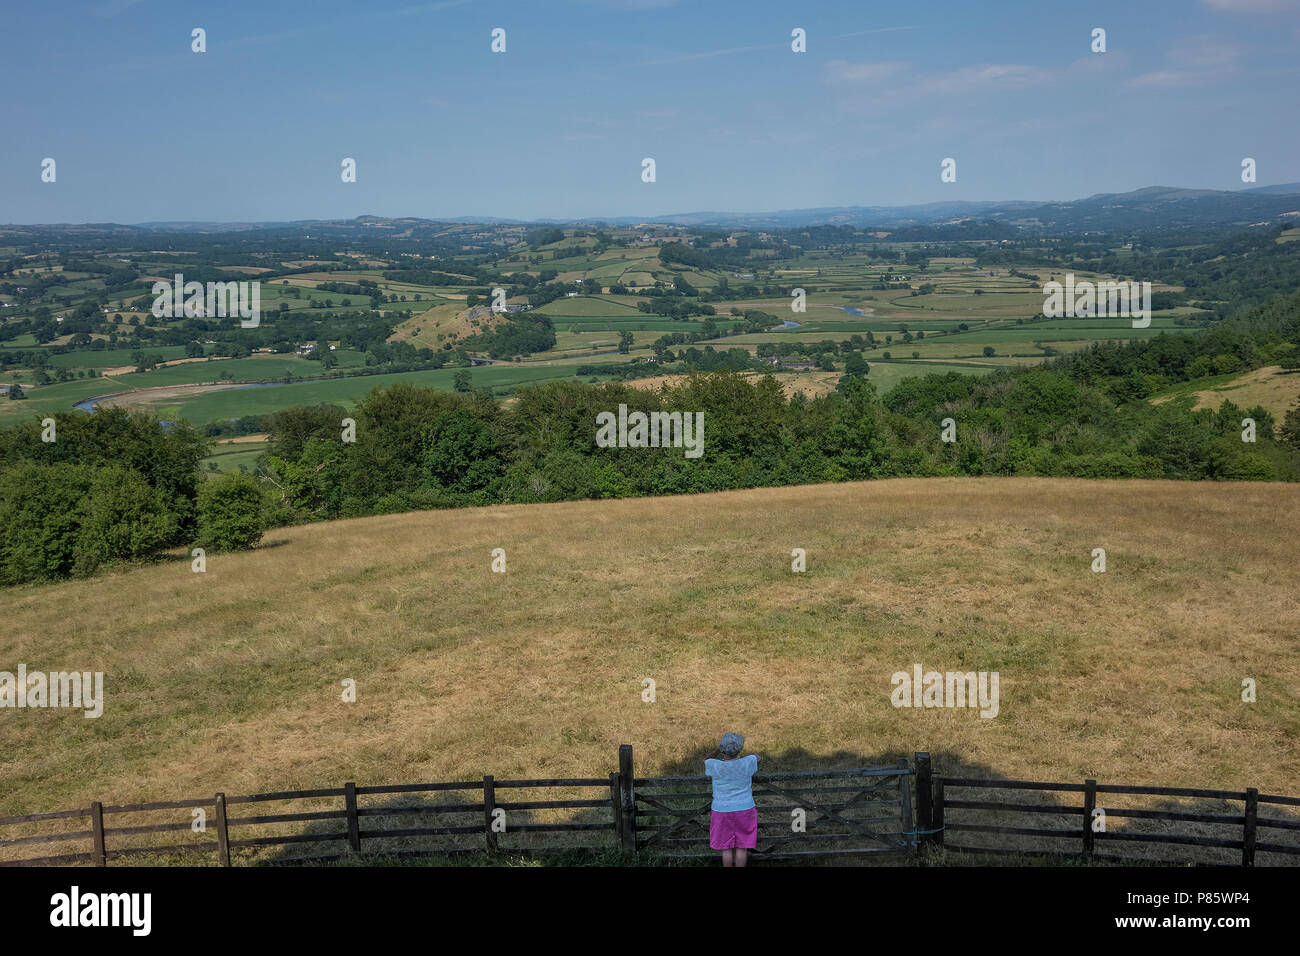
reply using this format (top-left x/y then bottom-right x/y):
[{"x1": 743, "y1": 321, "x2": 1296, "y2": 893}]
[{"x1": 3, "y1": 478, "x2": 1297, "y2": 836}]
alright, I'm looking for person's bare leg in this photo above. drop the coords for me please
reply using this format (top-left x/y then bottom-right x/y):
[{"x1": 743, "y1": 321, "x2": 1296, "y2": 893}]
[
  {"x1": 721, "y1": 849, "x2": 734, "y2": 867},
  {"x1": 735, "y1": 848, "x2": 748, "y2": 868}
]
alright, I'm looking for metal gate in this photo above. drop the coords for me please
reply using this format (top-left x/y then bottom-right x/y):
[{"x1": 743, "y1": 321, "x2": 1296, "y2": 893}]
[{"x1": 633, "y1": 762, "x2": 914, "y2": 861}]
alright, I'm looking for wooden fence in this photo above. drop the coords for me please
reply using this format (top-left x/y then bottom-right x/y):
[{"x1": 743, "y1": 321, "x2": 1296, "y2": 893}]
[
  {"x1": 4, "y1": 749, "x2": 1297, "y2": 866},
  {"x1": 0, "y1": 776, "x2": 622, "y2": 867},
  {"x1": 914, "y1": 752, "x2": 1300, "y2": 866}
]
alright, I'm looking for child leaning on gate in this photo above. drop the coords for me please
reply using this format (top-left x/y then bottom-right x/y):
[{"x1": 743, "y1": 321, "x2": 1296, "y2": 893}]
[{"x1": 705, "y1": 732, "x2": 758, "y2": 867}]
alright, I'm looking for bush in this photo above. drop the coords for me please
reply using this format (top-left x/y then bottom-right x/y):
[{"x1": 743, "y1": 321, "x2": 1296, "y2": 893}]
[
  {"x1": 77, "y1": 467, "x2": 182, "y2": 572},
  {"x1": 196, "y1": 474, "x2": 266, "y2": 551},
  {"x1": 0, "y1": 461, "x2": 178, "y2": 584},
  {"x1": 0, "y1": 408, "x2": 205, "y2": 538},
  {"x1": 422, "y1": 407, "x2": 502, "y2": 496}
]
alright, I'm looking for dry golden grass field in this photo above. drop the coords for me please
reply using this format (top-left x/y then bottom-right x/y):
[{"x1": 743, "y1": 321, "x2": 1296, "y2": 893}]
[
  {"x1": 1152, "y1": 365, "x2": 1300, "y2": 420},
  {"x1": 2, "y1": 478, "x2": 1298, "y2": 861}
]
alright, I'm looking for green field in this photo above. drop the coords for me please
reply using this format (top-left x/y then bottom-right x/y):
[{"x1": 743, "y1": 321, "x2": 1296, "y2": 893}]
[
  {"x1": 11, "y1": 346, "x2": 189, "y2": 369},
  {"x1": 157, "y1": 364, "x2": 592, "y2": 424},
  {"x1": 201, "y1": 439, "x2": 271, "y2": 475},
  {"x1": 0, "y1": 378, "x2": 118, "y2": 425}
]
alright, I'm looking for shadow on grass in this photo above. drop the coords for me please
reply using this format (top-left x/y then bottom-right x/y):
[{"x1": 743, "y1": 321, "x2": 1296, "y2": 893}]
[{"x1": 162, "y1": 538, "x2": 291, "y2": 562}]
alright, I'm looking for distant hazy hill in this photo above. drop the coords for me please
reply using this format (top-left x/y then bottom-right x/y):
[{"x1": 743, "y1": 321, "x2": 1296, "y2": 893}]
[
  {"x1": 4, "y1": 184, "x2": 1299, "y2": 237},
  {"x1": 132, "y1": 220, "x2": 323, "y2": 232},
  {"x1": 622, "y1": 184, "x2": 1300, "y2": 231},
  {"x1": 1242, "y1": 182, "x2": 1300, "y2": 195}
]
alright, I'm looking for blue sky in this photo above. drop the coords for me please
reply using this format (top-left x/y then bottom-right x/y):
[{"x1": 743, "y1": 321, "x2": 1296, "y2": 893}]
[{"x1": 2, "y1": 0, "x2": 1298, "y2": 223}]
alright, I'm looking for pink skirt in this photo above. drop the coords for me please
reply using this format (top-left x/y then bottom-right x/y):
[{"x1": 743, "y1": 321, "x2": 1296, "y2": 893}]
[{"x1": 709, "y1": 807, "x2": 758, "y2": 849}]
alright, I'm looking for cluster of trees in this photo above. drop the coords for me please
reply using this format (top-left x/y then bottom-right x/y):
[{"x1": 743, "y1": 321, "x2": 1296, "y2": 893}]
[
  {"x1": 668, "y1": 345, "x2": 757, "y2": 372},
  {"x1": 573, "y1": 358, "x2": 664, "y2": 379},
  {"x1": 459, "y1": 312, "x2": 556, "y2": 359},
  {"x1": 658, "y1": 242, "x2": 712, "y2": 270},
  {"x1": 657, "y1": 237, "x2": 792, "y2": 270},
  {"x1": 0, "y1": 409, "x2": 268, "y2": 585},
  {"x1": 315, "y1": 278, "x2": 379, "y2": 299},
  {"x1": 525, "y1": 281, "x2": 587, "y2": 310},
  {"x1": 637, "y1": 294, "x2": 716, "y2": 321},
  {"x1": 721, "y1": 309, "x2": 783, "y2": 335},
  {"x1": 525, "y1": 227, "x2": 566, "y2": 247},
  {"x1": 202, "y1": 414, "x2": 267, "y2": 438},
  {"x1": 1052, "y1": 290, "x2": 1300, "y2": 403},
  {"x1": 362, "y1": 339, "x2": 452, "y2": 369},
  {"x1": 380, "y1": 268, "x2": 469, "y2": 287}
]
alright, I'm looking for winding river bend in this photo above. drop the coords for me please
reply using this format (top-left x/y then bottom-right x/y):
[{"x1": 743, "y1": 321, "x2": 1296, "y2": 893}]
[{"x1": 73, "y1": 380, "x2": 281, "y2": 414}]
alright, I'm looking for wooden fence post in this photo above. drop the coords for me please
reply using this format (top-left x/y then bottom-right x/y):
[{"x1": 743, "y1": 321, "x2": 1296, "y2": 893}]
[
  {"x1": 483, "y1": 775, "x2": 498, "y2": 853},
  {"x1": 897, "y1": 759, "x2": 915, "y2": 852},
  {"x1": 617, "y1": 744, "x2": 637, "y2": 854},
  {"x1": 214, "y1": 793, "x2": 231, "y2": 867},
  {"x1": 1082, "y1": 779, "x2": 1097, "y2": 858},
  {"x1": 609, "y1": 772, "x2": 622, "y2": 846},
  {"x1": 1242, "y1": 788, "x2": 1258, "y2": 867},
  {"x1": 914, "y1": 752, "x2": 933, "y2": 851},
  {"x1": 344, "y1": 782, "x2": 361, "y2": 853},
  {"x1": 933, "y1": 778, "x2": 945, "y2": 848},
  {"x1": 90, "y1": 801, "x2": 106, "y2": 866}
]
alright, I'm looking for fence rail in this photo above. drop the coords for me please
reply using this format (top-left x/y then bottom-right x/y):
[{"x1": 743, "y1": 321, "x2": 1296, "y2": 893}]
[
  {"x1": 0, "y1": 777, "x2": 621, "y2": 867},
  {"x1": 4, "y1": 748, "x2": 1297, "y2": 866},
  {"x1": 913, "y1": 754, "x2": 1300, "y2": 867}
]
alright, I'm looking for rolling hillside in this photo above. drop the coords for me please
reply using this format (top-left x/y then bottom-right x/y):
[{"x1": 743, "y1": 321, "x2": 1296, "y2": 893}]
[{"x1": 3, "y1": 477, "x2": 1297, "y2": 846}]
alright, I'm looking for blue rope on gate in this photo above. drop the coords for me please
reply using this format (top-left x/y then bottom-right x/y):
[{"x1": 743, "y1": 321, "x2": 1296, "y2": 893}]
[{"x1": 901, "y1": 825, "x2": 946, "y2": 845}]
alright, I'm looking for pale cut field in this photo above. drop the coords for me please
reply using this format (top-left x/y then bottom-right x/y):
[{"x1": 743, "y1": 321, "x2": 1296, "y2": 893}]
[
  {"x1": 1151, "y1": 365, "x2": 1300, "y2": 421},
  {"x1": 2, "y1": 478, "x2": 1298, "y2": 831}
]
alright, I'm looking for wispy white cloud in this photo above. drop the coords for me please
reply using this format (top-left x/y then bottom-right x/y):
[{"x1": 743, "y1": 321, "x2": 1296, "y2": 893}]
[
  {"x1": 1126, "y1": 34, "x2": 1248, "y2": 87},
  {"x1": 918, "y1": 63, "x2": 1051, "y2": 94},
  {"x1": 635, "y1": 24, "x2": 918, "y2": 67},
  {"x1": 823, "y1": 60, "x2": 907, "y2": 84},
  {"x1": 636, "y1": 41, "x2": 785, "y2": 66},
  {"x1": 1128, "y1": 70, "x2": 1210, "y2": 88},
  {"x1": 824, "y1": 60, "x2": 1050, "y2": 96},
  {"x1": 830, "y1": 26, "x2": 920, "y2": 40},
  {"x1": 1165, "y1": 35, "x2": 1246, "y2": 68},
  {"x1": 1064, "y1": 51, "x2": 1132, "y2": 75}
]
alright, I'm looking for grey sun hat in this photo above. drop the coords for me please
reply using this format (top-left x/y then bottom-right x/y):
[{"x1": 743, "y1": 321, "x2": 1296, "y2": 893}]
[{"x1": 718, "y1": 732, "x2": 745, "y2": 756}]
